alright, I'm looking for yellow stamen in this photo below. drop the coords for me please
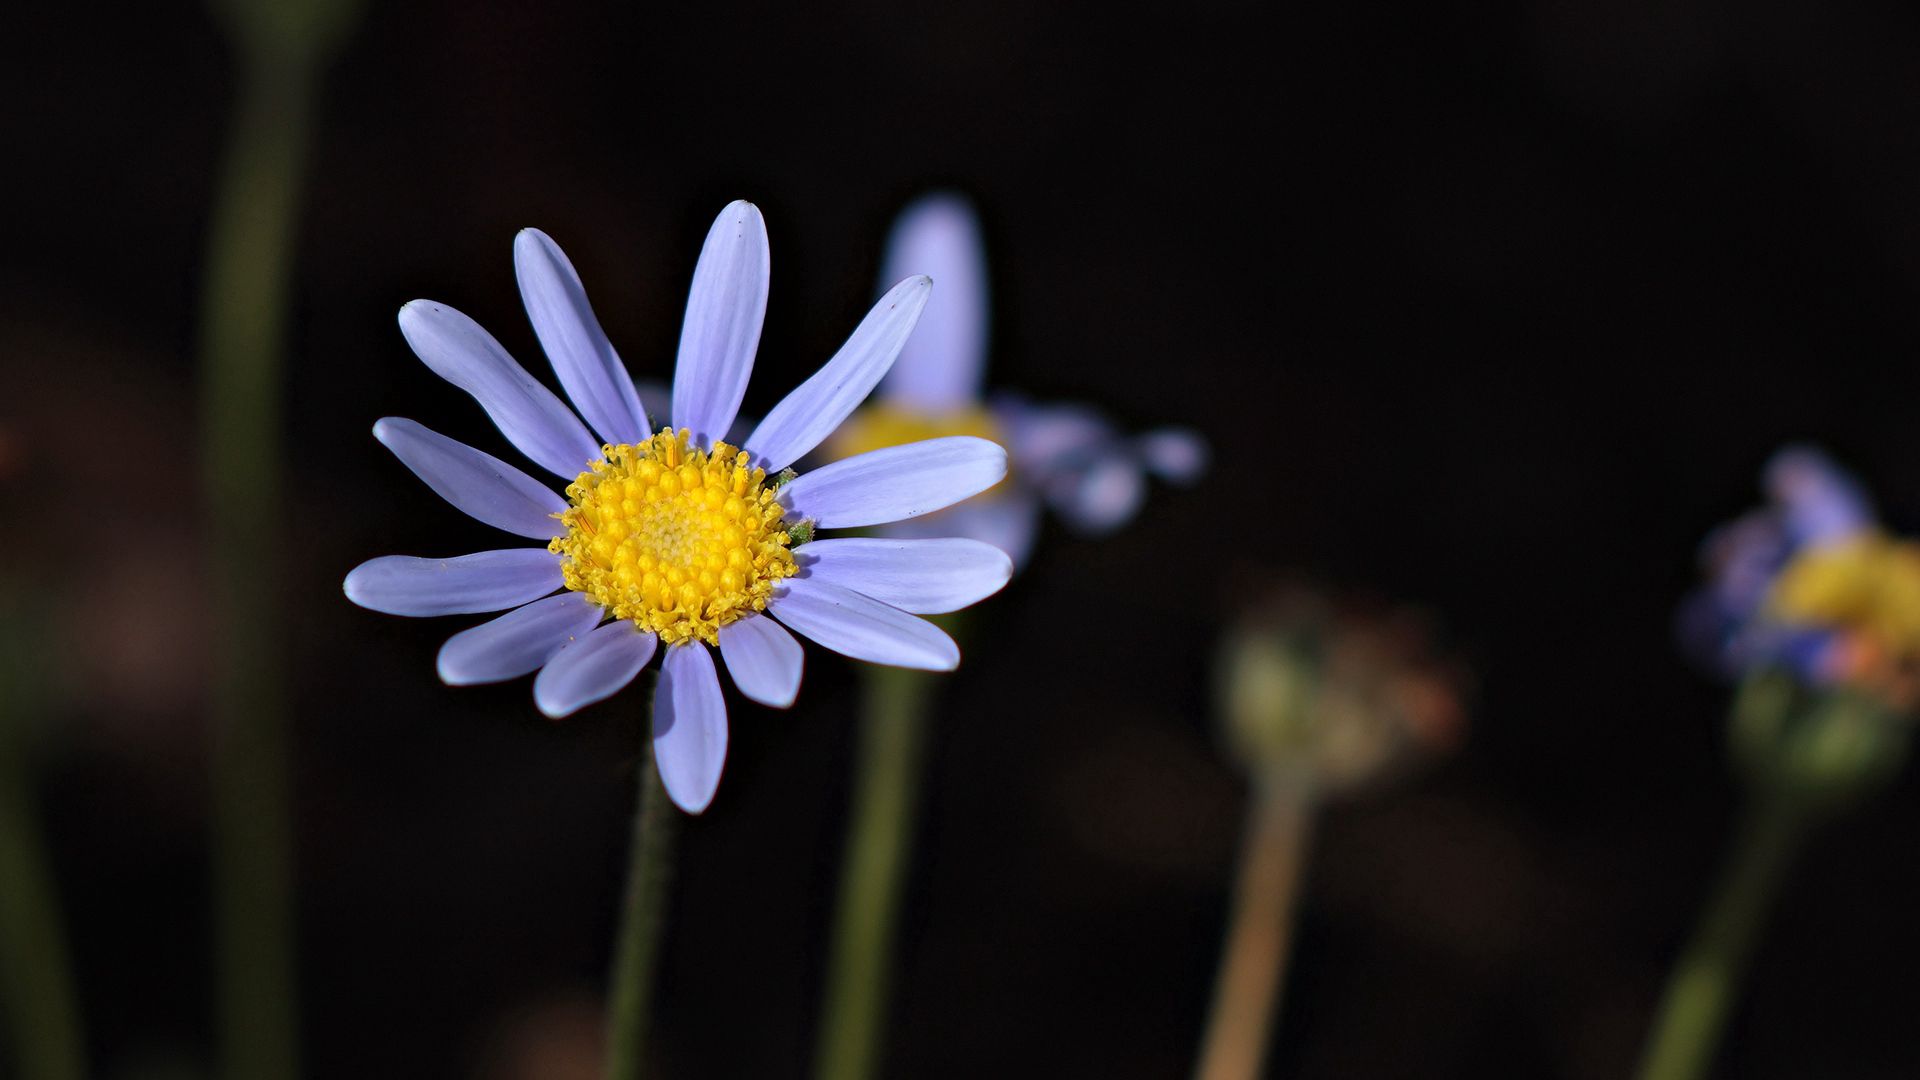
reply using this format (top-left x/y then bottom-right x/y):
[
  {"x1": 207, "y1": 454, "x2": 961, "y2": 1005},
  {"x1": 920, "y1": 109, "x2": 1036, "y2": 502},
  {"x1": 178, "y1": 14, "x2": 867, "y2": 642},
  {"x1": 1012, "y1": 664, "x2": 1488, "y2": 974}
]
[{"x1": 549, "y1": 428, "x2": 797, "y2": 646}]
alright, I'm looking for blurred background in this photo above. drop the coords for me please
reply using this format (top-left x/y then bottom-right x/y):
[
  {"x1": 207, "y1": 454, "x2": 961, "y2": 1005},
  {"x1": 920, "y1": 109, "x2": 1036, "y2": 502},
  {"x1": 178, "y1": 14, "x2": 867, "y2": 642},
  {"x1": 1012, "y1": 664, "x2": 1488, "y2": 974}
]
[{"x1": 9, "y1": 0, "x2": 1920, "y2": 1076}]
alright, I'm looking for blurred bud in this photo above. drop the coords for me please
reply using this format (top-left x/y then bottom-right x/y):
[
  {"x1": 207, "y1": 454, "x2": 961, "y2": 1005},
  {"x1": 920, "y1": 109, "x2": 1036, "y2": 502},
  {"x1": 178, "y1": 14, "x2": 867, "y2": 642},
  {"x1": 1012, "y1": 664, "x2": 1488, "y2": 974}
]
[
  {"x1": 1685, "y1": 447, "x2": 1920, "y2": 806},
  {"x1": 1216, "y1": 585, "x2": 1466, "y2": 795},
  {"x1": 1730, "y1": 669, "x2": 1910, "y2": 810}
]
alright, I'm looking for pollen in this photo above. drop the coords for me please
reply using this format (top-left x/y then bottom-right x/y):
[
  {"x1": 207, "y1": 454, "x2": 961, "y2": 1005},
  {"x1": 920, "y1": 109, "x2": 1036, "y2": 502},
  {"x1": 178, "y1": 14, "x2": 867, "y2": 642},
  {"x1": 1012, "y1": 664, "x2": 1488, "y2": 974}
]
[{"x1": 550, "y1": 428, "x2": 798, "y2": 646}]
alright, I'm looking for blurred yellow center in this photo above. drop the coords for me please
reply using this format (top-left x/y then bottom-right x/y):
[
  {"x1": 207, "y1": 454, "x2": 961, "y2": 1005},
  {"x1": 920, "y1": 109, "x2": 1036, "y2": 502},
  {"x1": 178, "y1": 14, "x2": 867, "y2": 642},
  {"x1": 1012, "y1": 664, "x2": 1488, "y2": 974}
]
[
  {"x1": 550, "y1": 429, "x2": 796, "y2": 646},
  {"x1": 1771, "y1": 533, "x2": 1920, "y2": 679},
  {"x1": 830, "y1": 403, "x2": 1004, "y2": 462}
]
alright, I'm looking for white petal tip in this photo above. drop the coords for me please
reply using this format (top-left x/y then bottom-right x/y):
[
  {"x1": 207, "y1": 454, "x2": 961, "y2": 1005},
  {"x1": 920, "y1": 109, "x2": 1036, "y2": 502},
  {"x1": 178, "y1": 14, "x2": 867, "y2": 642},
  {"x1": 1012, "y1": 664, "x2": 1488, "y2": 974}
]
[
  {"x1": 918, "y1": 650, "x2": 961, "y2": 673},
  {"x1": 534, "y1": 697, "x2": 577, "y2": 721},
  {"x1": 988, "y1": 553, "x2": 1014, "y2": 590},
  {"x1": 669, "y1": 789, "x2": 714, "y2": 815},
  {"x1": 436, "y1": 649, "x2": 483, "y2": 686},
  {"x1": 513, "y1": 228, "x2": 561, "y2": 264}
]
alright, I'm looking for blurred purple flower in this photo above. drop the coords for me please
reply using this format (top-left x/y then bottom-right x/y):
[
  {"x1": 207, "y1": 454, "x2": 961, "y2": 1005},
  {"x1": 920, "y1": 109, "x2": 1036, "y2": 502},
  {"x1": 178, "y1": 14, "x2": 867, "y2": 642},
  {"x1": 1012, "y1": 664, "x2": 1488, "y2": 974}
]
[
  {"x1": 345, "y1": 201, "x2": 1012, "y2": 812},
  {"x1": 824, "y1": 193, "x2": 1207, "y2": 568},
  {"x1": 1680, "y1": 446, "x2": 1874, "y2": 684}
]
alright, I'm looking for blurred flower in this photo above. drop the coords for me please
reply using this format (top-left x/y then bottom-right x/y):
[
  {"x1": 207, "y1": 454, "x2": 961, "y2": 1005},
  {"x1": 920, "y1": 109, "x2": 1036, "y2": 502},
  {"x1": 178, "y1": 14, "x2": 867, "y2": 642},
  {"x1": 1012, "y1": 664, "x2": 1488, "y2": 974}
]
[
  {"x1": 1217, "y1": 584, "x2": 1465, "y2": 794},
  {"x1": 823, "y1": 193, "x2": 1207, "y2": 568},
  {"x1": 1682, "y1": 445, "x2": 1920, "y2": 709},
  {"x1": 345, "y1": 201, "x2": 1012, "y2": 812}
]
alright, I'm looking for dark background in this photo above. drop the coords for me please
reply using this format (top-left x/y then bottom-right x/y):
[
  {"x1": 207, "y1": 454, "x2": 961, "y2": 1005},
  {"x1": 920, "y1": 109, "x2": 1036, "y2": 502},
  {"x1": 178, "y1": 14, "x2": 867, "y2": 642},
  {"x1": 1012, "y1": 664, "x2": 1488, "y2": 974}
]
[{"x1": 9, "y1": 0, "x2": 1920, "y2": 1076}]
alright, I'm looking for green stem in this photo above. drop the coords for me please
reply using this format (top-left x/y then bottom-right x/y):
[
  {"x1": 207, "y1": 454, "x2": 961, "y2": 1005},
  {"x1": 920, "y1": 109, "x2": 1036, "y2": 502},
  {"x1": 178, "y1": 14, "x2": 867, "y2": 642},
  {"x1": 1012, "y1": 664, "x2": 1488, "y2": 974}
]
[
  {"x1": 811, "y1": 664, "x2": 939, "y2": 1080},
  {"x1": 0, "y1": 698, "x2": 86, "y2": 1080},
  {"x1": 605, "y1": 734, "x2": 681, "y2": 1080},
  {"x1": 200, "y1": 51, "x2": 322, "y2": 1080},
  {"x1": 1193, "y1": 772, "x2": 1314, "y2": 1080},
  {"x1": 1636, "y1": 793, "x2": 1811, "y2": 1080}
]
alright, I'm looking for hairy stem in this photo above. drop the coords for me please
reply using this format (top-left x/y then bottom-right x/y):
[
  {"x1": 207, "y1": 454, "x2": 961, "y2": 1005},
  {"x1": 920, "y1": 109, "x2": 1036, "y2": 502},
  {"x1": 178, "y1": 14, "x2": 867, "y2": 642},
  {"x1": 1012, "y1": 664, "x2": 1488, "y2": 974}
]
[{"x1": 605, "y1": 733, "x2": 680, "y2": 1080}]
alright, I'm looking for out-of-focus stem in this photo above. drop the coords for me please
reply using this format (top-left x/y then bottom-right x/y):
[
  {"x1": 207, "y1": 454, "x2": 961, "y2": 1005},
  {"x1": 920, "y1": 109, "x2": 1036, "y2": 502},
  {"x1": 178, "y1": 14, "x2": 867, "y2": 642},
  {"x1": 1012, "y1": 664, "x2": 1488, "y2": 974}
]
[
  {"x1": 1635, "y1": 794, "x2": 1808, "y2": 1080},
  {"x1": 1194, "y1": 772, "x2": 1315, "y2": 1080},
  {"x1": 199, "y1": 47, "x2": 323, "y2": 1080},
  {"x1": 0, "y1": 647, "x2": 86, "y2": 1080},
  {"x1": 811, "y1": 663, "x2": 939, "y2": 1080},
  {"x1": 605, "y1": 734, "x2": 680, "y2": 1080}
]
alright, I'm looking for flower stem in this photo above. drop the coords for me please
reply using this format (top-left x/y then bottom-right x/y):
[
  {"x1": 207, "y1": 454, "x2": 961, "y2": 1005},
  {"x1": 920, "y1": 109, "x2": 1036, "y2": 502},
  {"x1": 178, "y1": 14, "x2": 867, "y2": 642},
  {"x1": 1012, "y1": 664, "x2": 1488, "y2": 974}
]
[
  {"x1": 811, "y1": 663, "x2": 939, "y2": 1080},
  {"x1": 605, "y1": 732, "x2": 681, "y2": 1080},
  {"x1": 199, "y1": 46, "x2": 328, "y2": 1080},
  {"x1": 1635, "y1": 792, "x2": 1810, "y2": 1080},
  {"x1": 1193, "y1": 771, "x2": 1315, "y2": 1080},
  {"x1": 0, "y1": 648, "x2": 86, "y2": 1080}
]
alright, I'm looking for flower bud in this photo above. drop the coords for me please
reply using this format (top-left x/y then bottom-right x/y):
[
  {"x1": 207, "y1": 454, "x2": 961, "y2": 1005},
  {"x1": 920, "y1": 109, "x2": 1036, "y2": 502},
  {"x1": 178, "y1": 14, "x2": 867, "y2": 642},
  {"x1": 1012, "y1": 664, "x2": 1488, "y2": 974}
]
[{"x1": 1216, "y1": 585, "x2": 1465, "y2": 795}]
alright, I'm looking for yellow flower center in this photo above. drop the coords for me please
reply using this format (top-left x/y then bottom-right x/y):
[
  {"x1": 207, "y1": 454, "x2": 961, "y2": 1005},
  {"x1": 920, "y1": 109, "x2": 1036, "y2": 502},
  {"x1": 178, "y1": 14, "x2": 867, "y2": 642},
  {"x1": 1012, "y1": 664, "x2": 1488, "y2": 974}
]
[
  {"x1": 1771, "y1": 532, "x2": 1920, "y2": 690},
  {"x1": 549, "y1": 429, "x2": 797, "y2": 646},
  {"x1": 1772, "y1": 534, "x2": 1920, "y2": 647},
  {"x1": 827, "y1": 402, "x2": 1009, "y2": 494}
]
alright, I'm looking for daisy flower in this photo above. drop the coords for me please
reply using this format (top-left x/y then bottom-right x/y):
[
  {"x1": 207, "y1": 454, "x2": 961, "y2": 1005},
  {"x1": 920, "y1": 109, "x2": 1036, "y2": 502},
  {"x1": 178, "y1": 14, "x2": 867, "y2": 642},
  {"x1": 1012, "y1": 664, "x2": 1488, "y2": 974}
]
[
  {"x1": 345, "y1": 201, "x2": 1013, "y2": 812},
  {"x1": 825, "y1": 193, "x2": 1207, "y2": 568},
  {"x1": 1681, "y1": 446, "x2": 1920, "y2": 704}
]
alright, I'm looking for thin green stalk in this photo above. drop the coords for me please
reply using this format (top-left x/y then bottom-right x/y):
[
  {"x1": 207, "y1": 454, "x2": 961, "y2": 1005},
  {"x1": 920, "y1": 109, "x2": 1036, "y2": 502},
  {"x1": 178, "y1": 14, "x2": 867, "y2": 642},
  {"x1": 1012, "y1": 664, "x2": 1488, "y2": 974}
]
[
  {"x1": 199, "y1": 47, "x2": 325, "y2": 1080},
  {"x1": 1636, "y1": 794, "x2": 1810, "y2": 1080},
  {"x1": 811, "y1": 663, "x2": 939, "y2": 1080},
  {"x1": 0, "y1": 648, "x2": 86, "y2": 1080},
  {"x1": 605, "y1": 734, "x2": 681, "y2": 1080},
  {"x1": 1193, "y1": 772, "x2": 1314, "y2": 1080}
]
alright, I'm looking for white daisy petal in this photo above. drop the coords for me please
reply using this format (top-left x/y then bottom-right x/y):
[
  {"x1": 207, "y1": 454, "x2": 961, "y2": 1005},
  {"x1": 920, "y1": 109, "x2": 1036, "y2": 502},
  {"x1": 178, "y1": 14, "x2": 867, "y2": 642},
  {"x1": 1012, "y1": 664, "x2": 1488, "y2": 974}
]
[
  {"x1": 671, "y1": 201, "x2": 770, "y2": 447},
  {"x1": 534, "y1": 621, "x2": 658, "y2": 719},
  {"x1": 435, "y1": 592, "x2": 603, "y2": 686},
  {"x1": 717, "y1": 613, "x2": 804, "y2": 708},
  {"x1": 514, "y1": 229, "x2": 649, "y2": 446},
  {"x1": 373, "y1": 418, "x2": 568, "y2": 539},
  {"x1": 653, "y1": 642, "x2": 729, "y2": 813},
  {"x1": 744, "y1": 275, "x2": 933, "y2": 471},
  {"x1": 344, "y1": 549, "x2": 563, "y2": 616},
  {"x1": 794, "y1": 538, "x2": 1010, "y2": 614},
  {"x1": 778, "y1": 436, "x2": 1006, "y2": 528},
  {"x1": 878, "y1": 193, "x2": 991, "y2": 412},
  {"x1": 398, "y1": 300, "x2": 600, "y2": 479},
  {"x1": 768, "y1": 578, "x2": 959, "y2": 671},
  {"x1": 636, "y1": 378, "x2": 752, "y2": 445}
]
